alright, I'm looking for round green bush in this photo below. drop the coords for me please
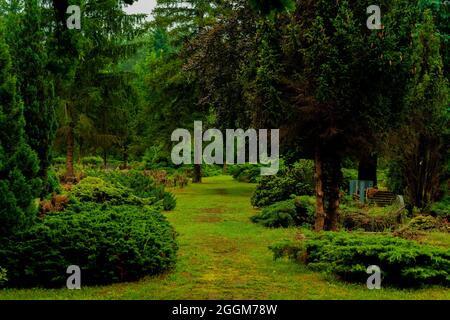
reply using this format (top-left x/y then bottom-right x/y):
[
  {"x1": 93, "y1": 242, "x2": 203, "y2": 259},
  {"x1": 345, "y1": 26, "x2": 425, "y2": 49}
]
[{"x1": 0, "y1": 204, "x2": 178, "y2": 288}]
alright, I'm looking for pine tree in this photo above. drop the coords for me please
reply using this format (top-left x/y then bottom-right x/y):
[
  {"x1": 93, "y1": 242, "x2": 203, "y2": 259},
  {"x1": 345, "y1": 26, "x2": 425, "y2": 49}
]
[{"x1": 0, "y1": 22, "x2": 41, "y2": 236}]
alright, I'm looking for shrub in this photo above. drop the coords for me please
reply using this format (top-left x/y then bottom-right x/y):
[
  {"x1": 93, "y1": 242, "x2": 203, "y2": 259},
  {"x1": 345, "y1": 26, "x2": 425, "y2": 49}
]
[
  {"x1": 228, "y1": 164, "x2": 262, "y2": 183},
  {"x1": 53, "y1": 157, "x2": 66, "y2": 165},
  {"x1": 430, "y1": 196, "x2": 449, "y2": 219},
  {"x1": 143, "y1": 145, "x2": 171, "y2": 170},
  {"x1": 46, "y1": 168, "x2": 62, "y2": 194},
  {"x1": 0, "y1": 204, "x2": 178, "y2": 288},
  {"x1": 270, "y1": 232, "x2": 450, "y2": 287},
  {"x1": 0, "y1": 267, "x2": 7, "y2": 286},
  {"x1": 81, "y1": 156, "x2": 103, "y2": 167},
  {"x1": 251, "y1": 160, "x2": 314, "y2": 207},
  {"x1": 163, "y1": 192, "x2": 177, "y2": 211},
  {"x1": 394, "y1": 215, "x2": 449, "y2": 239},
  {"x1": 251, "y1": 196, "x2": 316, "y2": 228},
  {"x1": 71, "y1": 177, "x2": 155, "y2": 206},
  {"x1": 408, "y1": 215, "x2": 441, "y2": 231},
  {"x1": 251, "y1": 199, "x2": 297, "y2": 228},
  {"x1": 39, "y1": 194, "x2": 70, "y2": 215},
  {"x1": 293, "y1": 195, "x2": 316, "y2": 227},
  {"x1": 201, "y1": 164, "x2": 223, "y2": 178},
  {"x1": 339, "y1": 210, "x2": 400, "y2": 232}
]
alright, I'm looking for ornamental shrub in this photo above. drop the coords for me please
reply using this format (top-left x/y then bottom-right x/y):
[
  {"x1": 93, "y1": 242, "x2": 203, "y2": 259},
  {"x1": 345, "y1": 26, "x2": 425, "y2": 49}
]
[
  {"x1": 270, "y1": 232, "x2": 450, "y2": 287},
  {"x1": 0, "y1": 204, "x2": 178, "y2": 288}
]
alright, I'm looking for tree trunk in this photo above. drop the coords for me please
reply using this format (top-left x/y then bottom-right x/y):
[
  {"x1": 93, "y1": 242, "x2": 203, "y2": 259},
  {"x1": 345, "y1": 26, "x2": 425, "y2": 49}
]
[
  {"x1": 193, "y1": 164, "x2": 202, "y2": 183},
  {"x1": 314, "y1": 147, "x2": 326, "y2": 231},
  {"x1": 326, "y1": 156, "x2": 341, "y2": 231},
  {"x1": 65, "y1": 124, "x2": 75, "y2": 181},
  {"x1": 358, "y1": 153, "x2": 378, "y2": 186}
]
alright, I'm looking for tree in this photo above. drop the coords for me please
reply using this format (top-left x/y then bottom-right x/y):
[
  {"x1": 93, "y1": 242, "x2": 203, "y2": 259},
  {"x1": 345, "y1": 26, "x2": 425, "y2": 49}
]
[
  {"x1": 5, "y1": 0, "x2": 56, "y2": 195},
  {"x1": 0, "y1": 22, "x2": 41, "y2": 236},
  {"x1": 48, "y1": 0, "x2": 143, "y2": 180},
  {"x1": 388, "y1": 10, "x2": 449, "y2": 209},
  {"x1": 189, "y1": 0, "x2": 423, "y2": 230},
  {"x1": 150, "y1": 0, "x2": 219, "y2": 182}
]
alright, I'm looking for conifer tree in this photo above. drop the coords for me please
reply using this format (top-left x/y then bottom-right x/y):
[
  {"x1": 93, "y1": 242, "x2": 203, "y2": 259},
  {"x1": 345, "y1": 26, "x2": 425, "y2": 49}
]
[{"x1": 0, "y1": 22, "x2": 41, "y2": 236}]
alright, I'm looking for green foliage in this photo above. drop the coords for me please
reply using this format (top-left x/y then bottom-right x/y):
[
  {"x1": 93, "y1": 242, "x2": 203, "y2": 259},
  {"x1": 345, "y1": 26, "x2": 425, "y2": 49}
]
[
  {"x1": 0, "y1": 22, "x2": 41, "y2": 236},
  {"x1": 81, "y1": 156, "x2": 103, "y2": 167},
  {"x1": 84, "y1": 170, "x2": 177, "y2": 210},
  {"x1": 228, "y1": 164, "x2": 262, "y2": 183},
  {"x1": 163, "y1": 191, "x2": 177, "y2": 211},
  {"x1": 0, "y1": 267, "x2": 7, "y2": 286},
  {"x1": 71, "y1": 177, "x2": 155, "y2": 206},
  {"x1": 341, "y1": 168, "x2": 358, "y2": 192},
  {"x1": 46, "y1": 168, "x2": 61, "y2": 195},
  {"x1": 409, "y1": 215, "x2": 442, "y2": 231},
  {"x1": 143, "y1": 145, "x2": 172, "y2": 170},
  {"x1": 8, "y1": 0, "x2": 56, "y2": 195},
  {"x1": 270, "y1": 232, "x2": 450, "y2": 287},
  {"x1": 251, "y1": 160, "x2": 314, "y2": 207},
  {"x1": 200, "y1": 165, "x2": 223, "y2": 178},
  {"x1": 430, "y1": 195, "x2": 450, "y2": 219},
  {"x1": 0, "y1": 204, "x2": 178, "y2": 288},
  {"x1": 251, "y1": 199, "x2": 296, "y2": 228},
  {"x1": 339, "y1": 210, "x2": 400, "y2": 232},
  {"x1": 251, "y1": 195, "x2": 315, "y2": 228}
]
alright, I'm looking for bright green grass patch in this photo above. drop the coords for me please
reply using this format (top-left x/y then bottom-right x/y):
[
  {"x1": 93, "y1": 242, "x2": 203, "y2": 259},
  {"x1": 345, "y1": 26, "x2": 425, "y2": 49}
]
[{"x1": 1, "y1": 176, "x2": 449, "y2": 300}]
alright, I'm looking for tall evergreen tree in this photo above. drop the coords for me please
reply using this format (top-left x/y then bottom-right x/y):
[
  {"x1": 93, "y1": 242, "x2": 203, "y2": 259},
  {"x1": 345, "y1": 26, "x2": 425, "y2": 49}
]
[
  {"x1": 10, "y1": 0, "x2": 56, "y2": 195},
  {"x1": 0, "y1": 22, "x2": 41, "y2": 236}
]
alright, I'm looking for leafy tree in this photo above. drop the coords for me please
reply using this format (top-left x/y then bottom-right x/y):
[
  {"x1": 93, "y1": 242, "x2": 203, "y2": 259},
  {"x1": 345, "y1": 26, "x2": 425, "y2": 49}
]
[{"x1": 189, "y1": 0, "x2": 430, "y2": 230}]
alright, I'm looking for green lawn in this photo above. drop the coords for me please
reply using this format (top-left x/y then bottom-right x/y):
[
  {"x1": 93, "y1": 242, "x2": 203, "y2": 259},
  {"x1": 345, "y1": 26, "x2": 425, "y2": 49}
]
[{"x1": 1, "y1": 175, "x2": 449, "y2": 300}]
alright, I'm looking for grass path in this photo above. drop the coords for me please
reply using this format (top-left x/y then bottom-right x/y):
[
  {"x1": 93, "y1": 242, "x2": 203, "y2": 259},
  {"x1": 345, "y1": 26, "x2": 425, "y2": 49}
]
[{"x1": 1, "y1": 176, "x2": 449, "y2": 299}]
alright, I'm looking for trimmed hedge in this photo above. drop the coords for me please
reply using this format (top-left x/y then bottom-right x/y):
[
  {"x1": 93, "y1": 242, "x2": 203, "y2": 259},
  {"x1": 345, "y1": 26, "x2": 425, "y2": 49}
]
[
  {"x1": 270, "y1": 232, "x2": 450, "y2": 287},
  {"x1": 0, "y1": 204, "x2": 178, "y2": 288}
]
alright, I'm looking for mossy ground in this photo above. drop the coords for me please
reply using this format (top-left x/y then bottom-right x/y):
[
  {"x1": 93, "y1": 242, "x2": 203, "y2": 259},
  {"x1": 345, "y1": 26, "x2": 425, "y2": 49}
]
[{"x1": 1, "y1": 176, "x2": 448, "y2": 300}]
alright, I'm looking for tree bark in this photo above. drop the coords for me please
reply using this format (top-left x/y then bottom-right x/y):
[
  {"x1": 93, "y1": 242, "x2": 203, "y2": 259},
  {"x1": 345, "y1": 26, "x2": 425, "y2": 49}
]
[
  {"x1": 327, "y1": 156, "x2": 341, "y2": 231},
  {"x1": 358, "y1": 153, "x2": 378, "y2": 186},
  {"x1": 193, "y1": 163, "x2": 202, "y2": 183},
  {"x1": 314, "y1": 147, "x2": 326, "y2": 231}
]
